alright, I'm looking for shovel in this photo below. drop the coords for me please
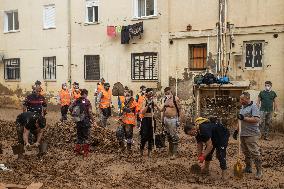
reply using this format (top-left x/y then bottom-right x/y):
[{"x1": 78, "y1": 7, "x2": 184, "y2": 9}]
[
  {"x1": 233, "y1": 120, "x2": 243, "y2": 178},
  {"x1": 38, "y1": 142, "x2": 48, "y2": 156}
]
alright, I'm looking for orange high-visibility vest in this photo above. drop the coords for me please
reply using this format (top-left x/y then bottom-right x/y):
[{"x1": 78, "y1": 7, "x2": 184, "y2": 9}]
[
  {"x1": 72, "y1": 88, "x2": 81, "y2": 100},
  {"x1": 59, "y1": 89, "x2": 71, "y2": 106},
  {"x1": 97, "y1": 83, "x2": 104, "y2": 94},
  {"x1": 121, "y1": 100, "x2": 137, "y2": 125},
  {"x1": 99, "y1": 89, "x2": 112, "y2": 109},
  {"x1": 136, "y1": 94, "x2": 145, "y2": 112}
]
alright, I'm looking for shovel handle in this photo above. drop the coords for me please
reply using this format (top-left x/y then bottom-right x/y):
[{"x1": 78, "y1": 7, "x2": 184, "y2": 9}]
[{"x1": 238, "y1": 120, "x2": 241, "y2": 158}]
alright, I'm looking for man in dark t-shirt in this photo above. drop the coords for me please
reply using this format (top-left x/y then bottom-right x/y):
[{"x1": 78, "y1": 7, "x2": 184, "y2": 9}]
[
  {"x1": 16, "y1": 111, "x2": 46, "y2": 147},
  {"x1": 184, "y1": 117, "x2": 230, "y2": 179},
  {"x1": 257, "y1": 81, "x2": 278, "y2": 140},
  {"x1": 23, "y1": 86, "x2": 47, "y2": 115}
]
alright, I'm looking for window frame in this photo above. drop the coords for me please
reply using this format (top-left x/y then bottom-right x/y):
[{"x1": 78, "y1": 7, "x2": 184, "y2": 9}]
[
  {"x1": 4, "y1": 58, "x2": 20, "y2": 80},
  {"x1": 133, "y1": 0, "x2": 157, "y2": 19},
  {"x1": 188, "y1": 43, "x2": 207, "y2": 71},
  {"x1": 243, "y1": 41, "x2": 264, "y2": 70},
  {"x1": 85, "y1": 0, "x2": 99, "y2": 24},
  {"x1": 131, "y1": 52, "x2": 158, "y2": 81},
  {"x1": 4, "y1": 10, "x2": 19, "y2": 32},
  {"x1": 84, "y1": 55, "x2": 100, "y2": 81},
  {"x1": 43, "y1": 56, "x2": 57, "y2": 80},
  {"x1": 43, "y1": 4, "x2": 56, "y2": 29}
]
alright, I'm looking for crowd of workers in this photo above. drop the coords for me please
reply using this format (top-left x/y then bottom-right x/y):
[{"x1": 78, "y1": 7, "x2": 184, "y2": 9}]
[{"x1": 15, "y1": 78, "x2": 278, "y2": 180}]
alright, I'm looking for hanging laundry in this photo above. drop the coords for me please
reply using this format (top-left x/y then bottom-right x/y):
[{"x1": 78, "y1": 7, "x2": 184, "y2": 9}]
[
  {"x1": 116, "y1": 26, "x2": 122, "y2": 33},
  {"x1": 107, "y1": 26, "x2": 116, "y2": 37},
  {"x1": 129, "y1": 22, "x2": 143, "y2": 39},
  {"x1": 121, "y1": 26, "x2": 130, "y2": 44}
]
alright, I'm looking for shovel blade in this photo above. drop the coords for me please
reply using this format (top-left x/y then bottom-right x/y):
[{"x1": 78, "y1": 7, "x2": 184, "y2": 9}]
[
  {"x1": 38, "y1": 142, "x2": 48, "y2": 155},
  {"x1": 233, "y1": 161, "x2": 243, "y2": 178},
  {"x1": 190, "y1": 163, "x2": 202, "y2": 174}
]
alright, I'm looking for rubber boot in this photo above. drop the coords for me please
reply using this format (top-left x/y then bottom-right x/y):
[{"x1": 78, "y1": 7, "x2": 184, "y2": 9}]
[
  {"x1": 119, "y1": 141, "x2": 125, "y2": 152},
  {"x1": 74, "y1": 144, "x2": 81, "y2": 155},
  {"x1": 201, "y1": 161, "x2": 210, "y2": 175},
  {"x1": 255, "y1": 159, "x2": 263, "y2": 180},
  {"x1": 170, "y1": 144, "x2": 178, "y2": 160},
  {"x1": 243, "y1": 158, "x2": 253, "y2": 173},
  {"x1": 147, "y1": 149, "x2": 152, "y2": 158},
  {"x1": 83, "y1": 144, "x2": 90, "y2": 157},
  {"x1": 168, "y1": 142, "x2": 173, "y2": 158}
]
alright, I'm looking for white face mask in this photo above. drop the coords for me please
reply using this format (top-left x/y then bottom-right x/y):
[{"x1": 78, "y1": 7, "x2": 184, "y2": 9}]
[
  {"x1": 63, "y1": 86, "x2": 67, "y2": 90},
  {"x1": 126, "y1": 96, "x2": 131, "y2": 101},
  {"x1": 265, "y1": 86, "x2": 271, "y2": 91},
  {"x1": 165, "y1": 95, "x2": 171, "y2": 99}
]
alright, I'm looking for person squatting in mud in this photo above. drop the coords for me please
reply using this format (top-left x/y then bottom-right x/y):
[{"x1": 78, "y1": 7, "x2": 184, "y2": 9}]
[
  {"x1": 16, "y1": 111, "x2": 46, "y2": 158},
  {"x1": 69, "y1": 89, "x2": 94, "y2": 157},
  {"x1": 161, "y1": 87, "x2": 181, "y2": 160},
  {"x1": 116, "y1": 88, "x2": 137, "y2": 154},
  {"x1": 234, "y1": 91, "x2": 263, "y2": 179},
  {"x1": 58, "y1": 83, "x2": 71, "y2": 122},
  {"x1": 184, "y1": 117, "x2": 230, "y2": 179},
  {"x1": 97, "y1": 83, "x2": 112, "y2": 128}
]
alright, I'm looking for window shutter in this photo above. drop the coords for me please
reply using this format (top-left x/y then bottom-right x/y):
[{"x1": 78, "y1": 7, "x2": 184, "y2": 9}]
[
  {"x1": 43, "y1": 5, "x2": 56, "y2": 28},
  {"x1": 133, "y1": 0, "x2": 138, "y2": 18}
]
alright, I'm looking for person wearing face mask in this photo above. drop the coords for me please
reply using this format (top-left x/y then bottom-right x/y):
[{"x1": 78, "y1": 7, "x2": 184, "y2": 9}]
[
  {"x1": 72, "y1": 82, "x2": 81, "y2": 102},
  {"x1": 234, "y1": 92, "x2": 262, "y2": 180},
  {"x1": 97, "y1": 83, "x2": 112, "y2": 128},
  {"x1": 116, "y1": 89, "x2": 137, "y2": 153},
  {"x1": 257, "y1": 81, "x2": 278, "y2": 140},
  {"x1": 162, "y1": 87, "x2": 181, "y2": 160},
  {"x1": 135, "y1": 85, "x2": 146, "y2": 128},
  {"x1": 58, "y1": 83, "x2": 71, "y2": 122}
]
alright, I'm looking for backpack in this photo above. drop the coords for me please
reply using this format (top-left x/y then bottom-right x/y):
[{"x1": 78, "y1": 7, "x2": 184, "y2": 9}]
[
  {"x1": 194, "y1": 74, "x2": 204, "y2": 85},
  {"x1": 202, "y1": 73, "x2": 217, "y2": 85},
  {"x1": 71, "y1": 103, "x2": 86, "y2": 122}
]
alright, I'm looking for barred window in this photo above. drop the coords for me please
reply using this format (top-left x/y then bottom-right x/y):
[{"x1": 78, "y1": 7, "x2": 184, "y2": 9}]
[
  {"x1": 131, "y1": 52, "x2": 158, "y2": 80},
  {"x1": 189, "y1": 44, "x2": 207, "y2": 70},
  {"x1": 43, "y1": 56, "x2": 56, "y2": 80},
  {"x1": 244, "y1": 41, "x2": 264, "y2": 69},
  {"x1": 84, "y1": 55, "x2": 100, "y2": 80},
  {"x1": 4, "y1": 58, "x2": 20, "y2": 80}
]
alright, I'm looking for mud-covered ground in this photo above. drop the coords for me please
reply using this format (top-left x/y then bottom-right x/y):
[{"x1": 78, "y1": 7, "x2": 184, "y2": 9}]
[{"x1": 0, "y1": 108, "x2": 284, "y2": 189}]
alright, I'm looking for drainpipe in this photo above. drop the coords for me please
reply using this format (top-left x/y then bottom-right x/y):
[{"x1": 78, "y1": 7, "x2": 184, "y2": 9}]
[{"x1": 67, "y1": 0, "x2": 72, "y2": 88}]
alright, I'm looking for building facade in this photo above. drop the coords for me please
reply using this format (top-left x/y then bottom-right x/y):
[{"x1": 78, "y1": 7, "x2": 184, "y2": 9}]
[{"x1": 0, "y1": 0, "x2": 284, "y2": 122}]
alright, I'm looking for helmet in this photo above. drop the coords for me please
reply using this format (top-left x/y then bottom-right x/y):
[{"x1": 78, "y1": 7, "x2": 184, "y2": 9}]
[{"x1": 195, "y1": 117, "x2": 209, "y2": 125}]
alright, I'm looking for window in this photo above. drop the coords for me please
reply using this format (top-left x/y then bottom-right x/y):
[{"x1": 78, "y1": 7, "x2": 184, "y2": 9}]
[
  {"x1": 43, "y1": 4, "x2": 56, "y2": 29},
  {"x1": 86, "y1": 0, "x2": 99, "y2": 23},
  {"x1": 84, "y1": 55, "x2": 100, "y2": 80},
  {"x1": 133, "y1": 0, "x2": 157, "y2": 18},
  {"x1": 189, "y1": 44, "x2": 207, "y2": 70},
  {"x1": 4, "y1": 58, "x2": 20, "y2": 80},
  {"x1": 4, "y1": 10, "x2": 19, "y2": 32},
  {"x1": 244, "y1": 41, "x2": 264, "y2": 69},
  {"x1": 131, "y1": 52, "x2": 158, "y2": 80},
  {"x1": 43, "y1": 57, "x2": 56, "y2": 80}
]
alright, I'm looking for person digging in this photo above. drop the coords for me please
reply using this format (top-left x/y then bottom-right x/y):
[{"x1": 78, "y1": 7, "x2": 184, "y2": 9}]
[
  {"x1": 184, "y1": 117, "x2": 230, "y2": 179},
  {"x1": 233, "y1": 92, "x2": 263, "y2": 180},
  {"x1": 15, "y1": 111, "x2": 46, "y2": 158}
]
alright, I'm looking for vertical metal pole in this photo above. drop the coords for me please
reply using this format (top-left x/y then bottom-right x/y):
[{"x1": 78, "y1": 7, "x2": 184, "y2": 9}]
[{"x1": 67, "y1": 0, "x2": 72, "y2": 88}]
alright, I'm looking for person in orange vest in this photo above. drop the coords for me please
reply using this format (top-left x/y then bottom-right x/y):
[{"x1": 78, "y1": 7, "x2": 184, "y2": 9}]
[
  {"x1": 135, "y1": 85, "x2": 146, "y2": 128},
  {"x1": 58, "y1": 83, "x2": 71, "y2": 122},
  {"x1": 97, "y1": 82, "x2": 112, "y2": 128},
  {"x1": 94, "y1": 78, "x2": 105, "y2": 109},
  {"x1": 116, "y1": 89, "x2": 137, "y2": 153},
  {"x1": 118, "y1": 86, "x2": 129, "y2": 116},
  {"x1": 72, "y1": 82, "x2": 81, "y2": 102}
]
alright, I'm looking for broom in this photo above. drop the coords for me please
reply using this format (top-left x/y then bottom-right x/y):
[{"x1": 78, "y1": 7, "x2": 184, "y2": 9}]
[{"x1": 233, "y1": 120, "x2": 243, "y2": 178}]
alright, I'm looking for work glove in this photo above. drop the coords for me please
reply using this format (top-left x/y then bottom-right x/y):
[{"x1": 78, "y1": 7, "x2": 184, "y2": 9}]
[
  {"x1": 233, "y1": 130, "x2": 238, "y2": 140},
  {"x1": 237, "y1": 114, "x2": 244, "y2": 120},
  {"x1": 33, "y1": 142, "x2": 40, "y2": 147},
  {"x1": 198, "y1": 153, "x2": 205, "y2": 163}
]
